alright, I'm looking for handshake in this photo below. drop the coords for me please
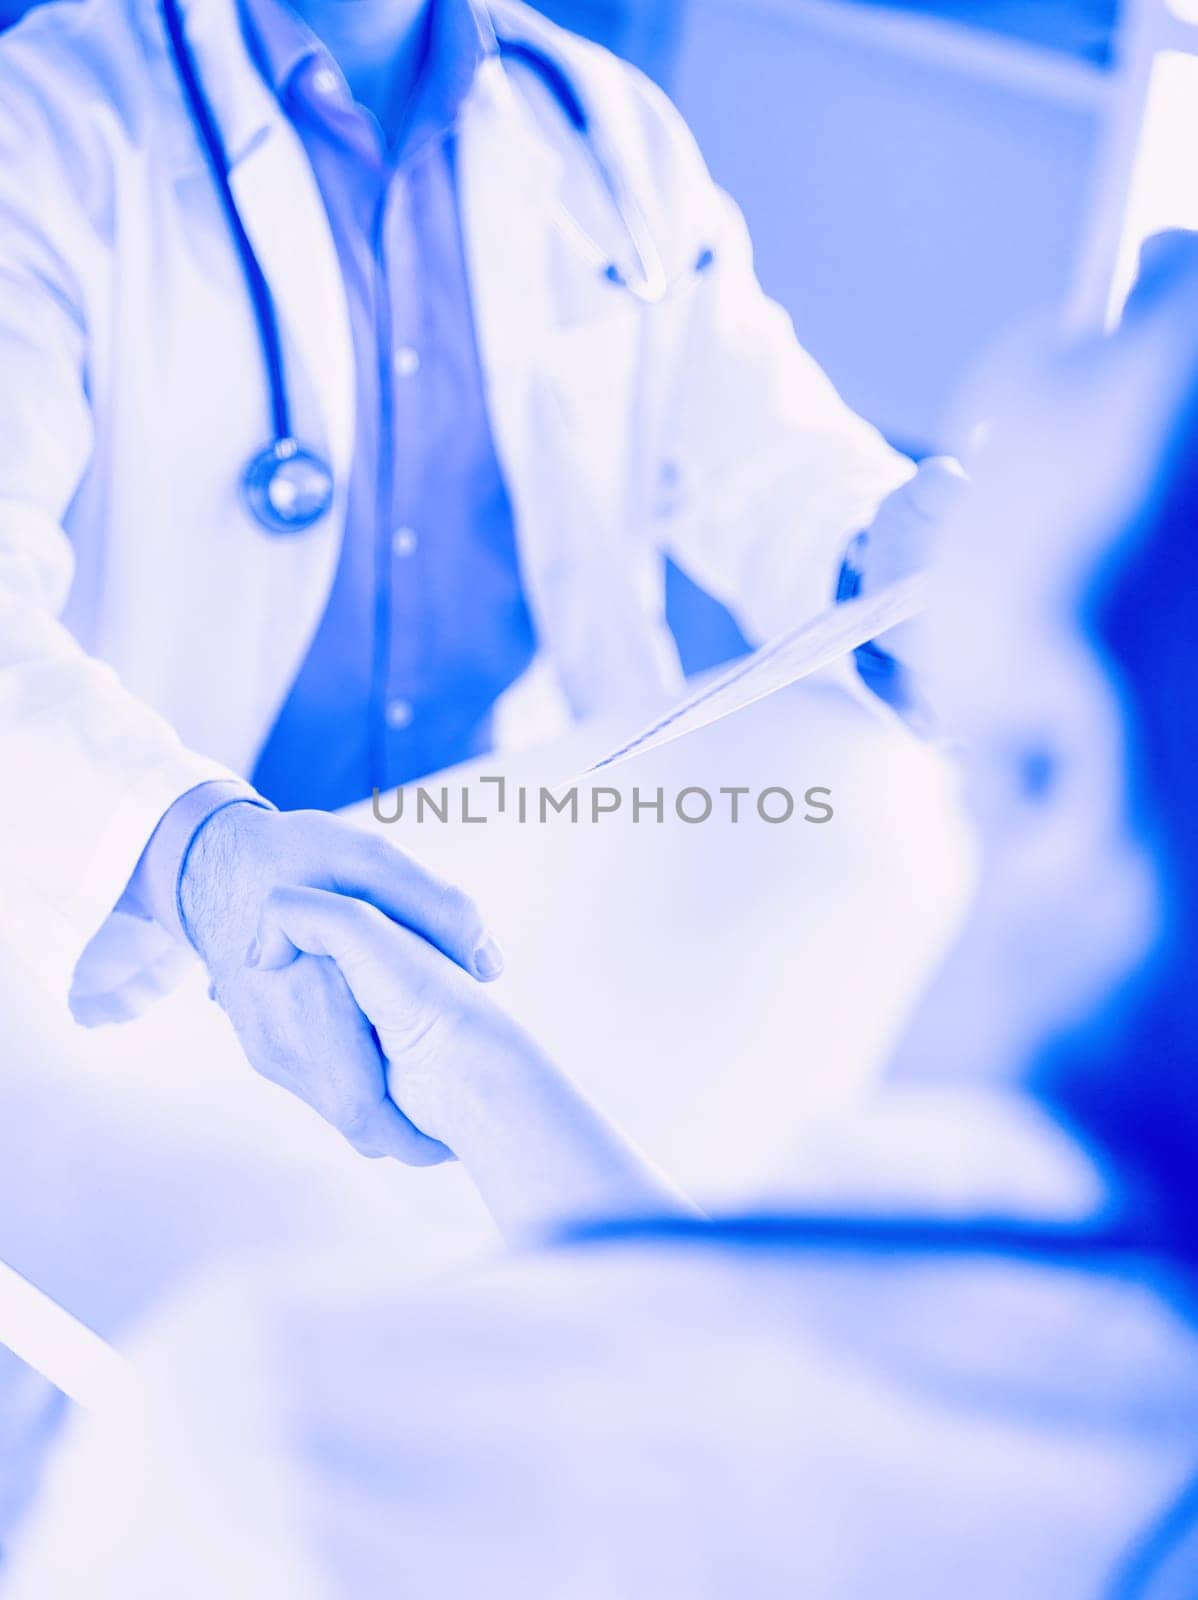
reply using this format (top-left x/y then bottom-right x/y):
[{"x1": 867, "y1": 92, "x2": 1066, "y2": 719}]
[
  {"x1": 179, "y1": 802, "x2": 519, "y2": 1167},
  {"x1": 179, "y1": 803, "x2": 685, "y2": 1236}
]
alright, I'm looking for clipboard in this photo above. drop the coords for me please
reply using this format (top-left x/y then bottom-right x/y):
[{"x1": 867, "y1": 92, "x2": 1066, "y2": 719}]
[
  {"x1": 0, "y1": 1257, "x2": 126, "y2": 1409},
  {"x1": 583, "y1": 573, "x2": 927, "y2": 776}
]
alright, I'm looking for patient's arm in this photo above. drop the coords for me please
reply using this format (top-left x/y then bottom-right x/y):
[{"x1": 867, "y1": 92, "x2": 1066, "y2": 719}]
[{"x1": 254, "y1": 887, "x2": 697, "y2": 1241}]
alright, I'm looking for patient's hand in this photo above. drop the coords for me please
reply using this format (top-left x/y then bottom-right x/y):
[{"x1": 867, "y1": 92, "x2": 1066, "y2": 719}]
[
  {"x1": 253, "y1": 887, "x2": 693, "y2": 1238},
  {"x1": 253, "y1": 886, "x2": 531, "y2": 1154}
]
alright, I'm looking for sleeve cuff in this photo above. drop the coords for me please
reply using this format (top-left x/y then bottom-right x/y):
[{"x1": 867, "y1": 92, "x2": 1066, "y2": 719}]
[{"x1": 118, "y1": 780, "x2": 273, "y2": 947}]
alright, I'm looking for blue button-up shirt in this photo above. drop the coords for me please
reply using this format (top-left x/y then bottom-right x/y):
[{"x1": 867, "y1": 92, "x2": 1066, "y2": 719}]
[{"x1": 246, "y1": 0, "x2": 536, "y2": 810}]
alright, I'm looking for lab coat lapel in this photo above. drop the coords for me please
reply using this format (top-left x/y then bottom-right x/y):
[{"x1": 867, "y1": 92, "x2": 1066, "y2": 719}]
[
  {"x1": 458, "y1": 59, "x2": 561, "y2": 417},
  {"x1": 459, "y1": 61, "x2": 680, "y2": 720},
  {"x1": 458, "y1": 61, "x2": 597, "y2": 708}
]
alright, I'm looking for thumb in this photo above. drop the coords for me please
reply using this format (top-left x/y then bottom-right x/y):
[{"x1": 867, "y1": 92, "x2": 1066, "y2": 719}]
[{"x1": 904, "y1": 455, "x2": 969, "y2": 522}]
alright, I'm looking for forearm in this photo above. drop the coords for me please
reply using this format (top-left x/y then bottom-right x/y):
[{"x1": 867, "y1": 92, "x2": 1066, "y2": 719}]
[{"x1": 446, "y1": 1022, "x2": 699, "y2": 1243}]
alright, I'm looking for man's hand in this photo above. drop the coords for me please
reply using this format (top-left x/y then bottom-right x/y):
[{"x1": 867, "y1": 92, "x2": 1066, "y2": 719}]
[
  {"x1": 857, "y1": 455, "x2": 968, "y2": 595},
  {"x1": 856, "y1": 455, "x2": 968, "y2": 670},
  {"x1": 179, "y1": 805, "x2": 503, "y2": 1164}
]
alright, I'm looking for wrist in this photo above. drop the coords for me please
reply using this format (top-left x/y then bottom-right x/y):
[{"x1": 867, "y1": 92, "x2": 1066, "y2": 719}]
[
  {"x1": 445, "y1": 1022, "x2": 575, "y2": 1166},
  {"x1": 397, "y1": 1006, "x2": 553, "y2": 1158},
  {"x1": 434, "y1": 1026, "x2": 687, "y2": 1241},
  {"x1": 178, "y1": 799, "x2": 273, "y2": 957}
]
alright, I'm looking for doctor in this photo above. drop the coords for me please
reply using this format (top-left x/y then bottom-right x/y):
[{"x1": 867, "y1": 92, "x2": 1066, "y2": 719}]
[{"x1": 0, "y1": 0, "x2": 956, "y2": 1157}]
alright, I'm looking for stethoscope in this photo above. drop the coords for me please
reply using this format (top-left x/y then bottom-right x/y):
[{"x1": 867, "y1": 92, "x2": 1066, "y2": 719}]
[{"x1": 160, "y1": 0, "x2": 697, "y2": 536}]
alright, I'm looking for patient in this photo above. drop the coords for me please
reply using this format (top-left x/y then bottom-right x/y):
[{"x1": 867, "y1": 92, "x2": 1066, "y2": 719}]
[{"x1": 9, "y1": 240, "x2": 1198, "y2": 1598}]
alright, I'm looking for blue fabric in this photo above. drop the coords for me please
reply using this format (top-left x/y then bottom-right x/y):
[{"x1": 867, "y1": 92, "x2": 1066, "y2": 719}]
[{"x1": 246, "y1": 0, "x2": 536, "y2": 810}]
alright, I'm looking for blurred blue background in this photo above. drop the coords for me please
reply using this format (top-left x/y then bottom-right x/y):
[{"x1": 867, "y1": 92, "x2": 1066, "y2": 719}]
[{"x1": 537, "y1": 1, "x2": 1121, "y2": 78}]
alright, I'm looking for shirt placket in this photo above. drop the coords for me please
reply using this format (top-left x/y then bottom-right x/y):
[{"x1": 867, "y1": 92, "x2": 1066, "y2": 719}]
[{"x1": 372, "y1": 162, "x2": 429, "y2": 781}]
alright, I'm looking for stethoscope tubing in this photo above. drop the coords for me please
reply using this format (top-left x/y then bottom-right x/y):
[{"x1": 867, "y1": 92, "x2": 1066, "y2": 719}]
[
  {"x1": 160, "y1": 0, "x2": 292, "y2": 444},
  {"x1": 156, "y1": 5, "x2": 706, "y2": 530}
]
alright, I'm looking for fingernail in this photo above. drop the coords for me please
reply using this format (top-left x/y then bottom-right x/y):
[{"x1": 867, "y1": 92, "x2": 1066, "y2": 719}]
[
  {"x1": 474, "y1": 935, "x2": 505, "y2": 981},
  {"x1": 245, "y1": 936, "x2": 260, "y2": 969}
]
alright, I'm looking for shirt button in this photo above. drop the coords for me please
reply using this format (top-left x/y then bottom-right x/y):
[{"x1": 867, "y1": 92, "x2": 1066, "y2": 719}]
[
  {"x1": 311, "y1": 66, "x2": 341, "y2": 98},
  {"x1": 392, "y1": 526, "x2": 418, "y2": 558},
  {"x1": 385, "y1": 698, "x2": 414, "y2": 731},
  {"x1": 393, "y1": 346, "x2": 420, "y2": 378}
]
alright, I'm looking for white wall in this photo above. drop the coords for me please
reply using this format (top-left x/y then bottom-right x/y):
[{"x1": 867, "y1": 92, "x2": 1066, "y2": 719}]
[{"x1": 672, "y1": 0, "x2": 1114, "y2": 450}]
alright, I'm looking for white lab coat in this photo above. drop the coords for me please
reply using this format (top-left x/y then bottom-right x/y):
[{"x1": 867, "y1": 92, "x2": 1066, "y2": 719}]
[{"x1": 0, "y1": 0, "x2": 911, "y2": 1021}]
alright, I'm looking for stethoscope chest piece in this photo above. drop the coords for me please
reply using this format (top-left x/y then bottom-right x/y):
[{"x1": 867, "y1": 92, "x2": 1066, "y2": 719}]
[{"x1": 242, "y1": 438, "x2": 334, "y2": 535}]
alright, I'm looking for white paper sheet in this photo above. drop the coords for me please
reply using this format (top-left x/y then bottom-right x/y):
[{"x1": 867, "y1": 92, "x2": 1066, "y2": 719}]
[
  {"x1": 584, "y1": 573, "x2": 927, "y2": 776},
  {"x1": 0, "y1": 1258, "x2": 125, "y2": 1409}
]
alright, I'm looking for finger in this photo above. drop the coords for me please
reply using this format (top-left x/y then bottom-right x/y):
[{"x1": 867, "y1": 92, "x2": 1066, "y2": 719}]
[
  {"x1": 331, "y1": 826, "x2": 504, "y2": 982},
  {"x1": 339, "y1": 1093, "x2": 454, "y2": 1167},
  {"x1": 254, "y1": 887, "x2": 456, "y2": 1036},
  {"x1": 905, "y1": 455, "x2": 969, "y2": 522}
]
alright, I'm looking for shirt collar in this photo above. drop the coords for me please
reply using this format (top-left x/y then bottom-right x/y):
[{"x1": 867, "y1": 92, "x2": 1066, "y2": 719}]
[
  {"x1": 239, "y1": 0, "x2": 318, "y2": 100},
  {"x1": 239, "y1": 0, "x2": 496, "y2": 159},
  {"x1": 415, "y1": 0, "x2": 497, "y2": 145}
]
